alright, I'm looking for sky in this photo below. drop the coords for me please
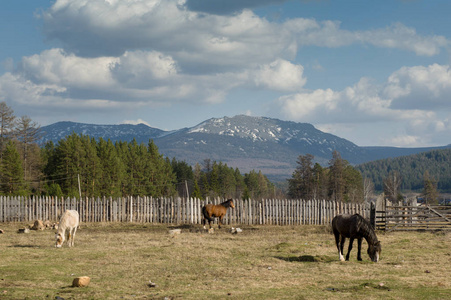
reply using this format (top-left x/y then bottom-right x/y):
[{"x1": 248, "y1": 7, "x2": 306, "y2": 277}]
[{"x1": 0, "y1": 0, "x2": 450, "y2": 148}]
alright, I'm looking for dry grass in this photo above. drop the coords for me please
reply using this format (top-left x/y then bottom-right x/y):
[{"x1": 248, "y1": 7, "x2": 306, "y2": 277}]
[{"x1": 0, "y1": 222, "x2": 450, "y2": 299}]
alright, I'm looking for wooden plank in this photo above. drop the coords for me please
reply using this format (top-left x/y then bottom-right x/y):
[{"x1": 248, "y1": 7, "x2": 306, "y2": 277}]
[{"x1": 427, "y1": 206, "x2": 451, "y2": 222}]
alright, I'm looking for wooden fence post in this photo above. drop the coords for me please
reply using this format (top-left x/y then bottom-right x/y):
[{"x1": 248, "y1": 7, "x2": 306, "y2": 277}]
[{"x1": 370, "y1": 202, "x2": 376, "y2": 229}]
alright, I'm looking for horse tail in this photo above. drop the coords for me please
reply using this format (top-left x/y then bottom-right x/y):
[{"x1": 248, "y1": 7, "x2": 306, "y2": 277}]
[{"x1": 331, "y1": 215, "x2": 339, "y2": 234}]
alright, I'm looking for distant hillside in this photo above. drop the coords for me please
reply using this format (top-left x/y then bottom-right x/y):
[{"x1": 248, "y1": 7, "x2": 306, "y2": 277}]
[
  {"x1": 39, "y1": 121, "x2": 167, "y2": 144},
  {"x1": 38, "y1": 115, "x2": 451, "y2": 181},
  {"x1": 357, "y1": 149, "x2": 451, "y2": 192}
]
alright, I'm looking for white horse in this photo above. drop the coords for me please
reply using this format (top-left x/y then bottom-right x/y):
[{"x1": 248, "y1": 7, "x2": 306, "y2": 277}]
[{"x1": 55, "y1": 210, "x2": 79, "y2": 248}]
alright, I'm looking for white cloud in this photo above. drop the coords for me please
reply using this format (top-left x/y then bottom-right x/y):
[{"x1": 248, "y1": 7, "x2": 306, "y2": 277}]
[
  {"x1": 385, "y1": 64, "x2": 451, "y2": 110},
  {"x1": 111, "y1": 50, "x2": 179, "y2": 87},
  {"x1": 386, "y1": 135, "x2": 422, "y2": 147},
  {"x1": 121, "y1": 119, "x2": 152, "y2": 127},
  {"x1": 277, "y1": 64, "x2": 451, "y2": 146},
  {"x1": 40, "y1": 0, "x2": 449, "y2": 69},
  {"x1": 24, "y1": 0, "x2": 448, "y2": 115},
  {"x1": 19, "y1": 49, "x2": 117, "y2": 89},
  {"x1": 361, "y1": 23, "x2": 449, "y2": 56},
  {"x1": 253, "y1": 59, "x2": 306, "y2": 92},
  {"x1": 278, "y1": 88, "x2": 339, "y2": 120}
]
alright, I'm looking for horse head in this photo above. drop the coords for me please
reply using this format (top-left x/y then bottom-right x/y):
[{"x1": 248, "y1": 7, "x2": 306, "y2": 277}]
[
  {"x1": 367, "y1": 241, "x2": 381, "y2": 262},
  {"x1": 55, "y1": 233, "x2": 64, "y2": 248},
  {"x1": 228, "y1": 199, "x2": 235, "y2": 209}
]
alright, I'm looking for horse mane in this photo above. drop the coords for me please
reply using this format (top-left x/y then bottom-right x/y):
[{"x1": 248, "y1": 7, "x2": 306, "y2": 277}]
[
  {"x1": 220, "y1": 199, "x2": 234, "y2": 208},
  {"x1": 354, "y1": 214, "x2": 378, "y2": 245}
]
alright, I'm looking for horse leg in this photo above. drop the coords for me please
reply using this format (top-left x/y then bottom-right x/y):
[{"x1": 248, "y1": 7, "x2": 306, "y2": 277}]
[
  {"x1": 340, "y1": 236, "x2": 346, "y2": 261},
  {"x1": 72, "y1": 226, "x2": 77, "y2": 247},
  {"x1": 67, "y1": 230, "x2": 72, "y2": 247},
  {"x1": 218, "y1": 216, "x2": 223, "y2": 229},
  {"x1": 357, "y1": 238, "x2": 363, "y2": 261},
  {"x1": 334, "y1": 232, "x2": 344, "y2": 261},
  {"x1": 69, "y1": 227, "x2": 76, "y2": 247},
  {"x1": 208, "y1": 218, "x2": 213, "y2": 229},
  {"x1": 346, "y1": 238, "x2": 354, "y2": 261}
]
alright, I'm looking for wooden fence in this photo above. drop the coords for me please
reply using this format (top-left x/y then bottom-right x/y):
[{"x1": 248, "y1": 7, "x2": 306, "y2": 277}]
[
  {"x1": 377, "y1": 205, "x2": 451, "y2": 231},
  {"x1": 0, "y1": 196, "x2": 368, "y2": 226}
]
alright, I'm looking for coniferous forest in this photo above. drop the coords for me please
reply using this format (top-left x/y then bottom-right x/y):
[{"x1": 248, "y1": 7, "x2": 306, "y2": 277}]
[{"x1": 357, "y1": 149, "x2": 451, "y2": 193}]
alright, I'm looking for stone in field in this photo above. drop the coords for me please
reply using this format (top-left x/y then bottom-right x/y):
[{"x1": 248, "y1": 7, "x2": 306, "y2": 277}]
[{"x1": 72, "y1": 276, "x2": 90, "y2": 287}]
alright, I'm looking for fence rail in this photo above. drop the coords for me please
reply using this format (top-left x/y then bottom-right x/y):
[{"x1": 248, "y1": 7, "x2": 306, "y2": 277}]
[
  {"x1": 0, "y1": 196, "x2": 368, "y2": 226},
  {"x1": 376, "y1": 205, "x2": 451, "y2": 231}
]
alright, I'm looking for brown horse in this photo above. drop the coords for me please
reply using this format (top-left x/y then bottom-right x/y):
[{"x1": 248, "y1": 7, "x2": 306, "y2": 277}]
[
  {"x1": 332, "y1": 214, "x2": 381, "y2": 262},
  {"x1": 202, "y1": 199, "x2": 235, "y2": 229}
]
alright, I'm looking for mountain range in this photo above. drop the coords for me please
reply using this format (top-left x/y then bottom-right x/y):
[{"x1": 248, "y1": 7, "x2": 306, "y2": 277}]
[{"x1": 38, "y1": 115, "x2": 450, "y2": 181}]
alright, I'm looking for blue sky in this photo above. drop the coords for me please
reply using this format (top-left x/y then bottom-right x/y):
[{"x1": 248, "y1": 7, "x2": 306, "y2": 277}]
[{"x1": 1, "y1": 0, "x2": 450, "y2": 147}]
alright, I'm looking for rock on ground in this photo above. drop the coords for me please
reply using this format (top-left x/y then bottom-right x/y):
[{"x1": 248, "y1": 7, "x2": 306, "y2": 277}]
[{"x1": 72, "y1": 276, "x2": 90, "y2": 287}]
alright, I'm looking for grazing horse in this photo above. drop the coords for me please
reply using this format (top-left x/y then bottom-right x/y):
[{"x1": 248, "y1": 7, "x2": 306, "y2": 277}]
[
  {"x1": 332, "y1": 214, "x2": 381, "y2": 262},
  {"x1": 55, "y1": 210, "x2": 79, "y2": 248},
  {"x1": 202, "y1": 199, "x2": 235, "y2": 229}
]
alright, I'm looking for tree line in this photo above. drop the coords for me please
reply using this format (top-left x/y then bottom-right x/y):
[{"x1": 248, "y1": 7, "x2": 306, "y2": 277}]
[
  {"x1": 357, "y1": 149, "x2": 451, "y2": 194},
  {"x1": 287, "y1": 152, "x2": 364, "y2": 203},
  {"x1": 0, "y1": 102, "x2": 279, "y2": 199}
]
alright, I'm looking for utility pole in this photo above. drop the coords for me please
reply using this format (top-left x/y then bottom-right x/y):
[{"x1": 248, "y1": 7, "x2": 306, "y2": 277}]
[
  {"x1": 78, "y1": 174, "x2": 82, "y2": 200},
  {"x1": 185, "y1": 180, "x2": 189, "y2": 198}
]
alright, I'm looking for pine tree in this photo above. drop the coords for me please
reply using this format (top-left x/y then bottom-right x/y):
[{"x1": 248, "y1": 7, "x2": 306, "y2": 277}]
[
  {"x1": 146, "y1": 140, "x2": 176, "y2": 197},
  {"x1": 422, "y1": 171, "x2": 438, "y2": 205},
  {"x1": 97, "y1": 138, "x2": 120, "y2": 196},
  {"x1": 288, "y1": 154, "x2": 314, "y2": 199},
  {"x1": 53, "y1": 133, "x2": 85, "y2": 197},
  {"x1": 234, "y1": 168, "x2": 246, "y2": 199},
  {"x1": 81, "y1": 136, "x2": 101, "y2": 197},
  {"x1": 384, "y1": 170, "x2": 402, "y2": 204},
  {"x1": 218, "y1": 163, "x2": 236, "y2": 198},
  {"x1": 171, "y1": 158, "x2": 194, "y2": 197},
  {"x1": 191, "y1": 180, "x2": 202, "y2": 199},
  {"x1": 0, "y1": 140, "x2": 28, "y2": 195},
  {"x1": 123, "y1": 139, "x2": 145, "y2": 196},
  {"x1": 0, "y1": 101, "x2": 16, "y2": 157},
  {"x1": 244, "y1": 170, "x2": 260, "y2": 198},
  {"x1": 115, "y1": 141, "x2": 130, "y2": 195},
  {"x1": 209, "y1": 162, "x2": 220, "y2": 197},
  {"x1": 15, "y1": 115, "x2": 41, "y2": 181},
  {"x1": 363, "y1": 177, "x2": 375, "y2": 203},
  {"x1": 257, "y1": 170, "x2": 269, "y2": 198},
  {"x1": 312, "y1": 163, "x2": 328, "y2": 199},
  {"x1": 42, "y1": 141, "x2": 62, "y2": 196},
  {"x1": 343, "y1": 165, "x2": 364, "y2": 203},
  {"x1": 328, "y1": 151, "x2": 345, "y2": 201}
]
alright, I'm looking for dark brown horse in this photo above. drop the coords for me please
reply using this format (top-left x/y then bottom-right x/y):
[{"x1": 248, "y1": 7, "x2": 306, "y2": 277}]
[
  {"x1": 332, "y1": 214, "x2": 381, "y2": 262},
  {"x1": 202, "y1": 199, "x2": 235, "y2": 229}
]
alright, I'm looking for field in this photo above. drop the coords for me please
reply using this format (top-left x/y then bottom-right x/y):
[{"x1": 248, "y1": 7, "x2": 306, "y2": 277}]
[{"x1": 0, "y1": 222, "x2": 450, "y2": 300}]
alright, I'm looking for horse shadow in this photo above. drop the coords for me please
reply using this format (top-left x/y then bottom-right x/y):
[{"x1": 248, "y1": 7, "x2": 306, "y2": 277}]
[
  {"x1": 9, "y1": 244, "x2": 41, "y2": 248},
  {"x1": 274, "y1": 255, "x2": 336, "y2": 263}
]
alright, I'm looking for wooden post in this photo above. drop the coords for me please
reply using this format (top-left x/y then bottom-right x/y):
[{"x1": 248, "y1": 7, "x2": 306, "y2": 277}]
[
  {"x1": 190, "y1": 196, "x2": 194, "y2": 224},
  {"x1": 370, "y1": 202, "x2": 376, "y2": 229}
]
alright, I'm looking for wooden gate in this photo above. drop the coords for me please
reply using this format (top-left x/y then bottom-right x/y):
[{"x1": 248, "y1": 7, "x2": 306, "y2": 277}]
[{"x1": 376, "y1": 205, "x2": 451, "y2": 231}]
